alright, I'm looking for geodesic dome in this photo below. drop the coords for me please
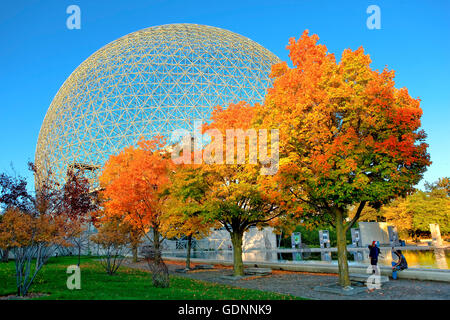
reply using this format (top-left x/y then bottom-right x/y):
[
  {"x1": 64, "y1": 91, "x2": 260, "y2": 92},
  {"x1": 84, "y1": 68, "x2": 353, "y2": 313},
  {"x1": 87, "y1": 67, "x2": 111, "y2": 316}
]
[{"x1": 35, "y1": 23, "x2": 280, "y2": 187}]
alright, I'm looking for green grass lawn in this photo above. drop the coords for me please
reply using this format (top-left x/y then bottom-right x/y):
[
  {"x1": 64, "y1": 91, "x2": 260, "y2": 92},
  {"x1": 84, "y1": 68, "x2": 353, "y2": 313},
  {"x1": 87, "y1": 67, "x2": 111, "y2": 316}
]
[{"x1": 0, "y1": 256, "x2": 302, "y2": 300}]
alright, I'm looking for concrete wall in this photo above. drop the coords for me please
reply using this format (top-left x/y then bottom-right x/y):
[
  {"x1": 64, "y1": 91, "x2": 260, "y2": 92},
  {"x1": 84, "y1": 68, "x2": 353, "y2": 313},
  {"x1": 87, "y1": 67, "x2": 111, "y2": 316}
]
[
  {"x1": 159, "y1": 227, "x2": 277, "y2": 252},
  {"x1": 163, "y1": 256, "x2": 450, "y2": 283},
  {"x1": 194, "y1": 227, "x2": 277, "y2": 251},
  {"x1": 359, "y1": 222, "x2": 391, "y2": 247}
]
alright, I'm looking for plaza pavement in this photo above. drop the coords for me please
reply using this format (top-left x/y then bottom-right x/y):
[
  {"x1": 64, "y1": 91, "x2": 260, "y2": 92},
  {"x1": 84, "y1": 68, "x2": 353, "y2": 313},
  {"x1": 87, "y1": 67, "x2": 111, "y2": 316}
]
[{"x1": 124, "y1": 260, "x2": 450, "y2": 300}]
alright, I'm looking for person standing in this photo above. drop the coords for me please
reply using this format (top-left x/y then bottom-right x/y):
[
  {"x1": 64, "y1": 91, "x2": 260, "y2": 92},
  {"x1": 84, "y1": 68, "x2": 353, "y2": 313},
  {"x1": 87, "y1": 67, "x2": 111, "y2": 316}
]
[{"x1": 369, "y1": 240, "x2": 380, "y2": 274}]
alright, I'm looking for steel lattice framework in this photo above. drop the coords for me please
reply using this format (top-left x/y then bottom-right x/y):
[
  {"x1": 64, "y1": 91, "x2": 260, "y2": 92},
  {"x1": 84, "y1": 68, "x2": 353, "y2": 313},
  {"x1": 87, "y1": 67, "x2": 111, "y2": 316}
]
[{"x1": 35, "y1": 23, "x2": 280, "y2": 187}]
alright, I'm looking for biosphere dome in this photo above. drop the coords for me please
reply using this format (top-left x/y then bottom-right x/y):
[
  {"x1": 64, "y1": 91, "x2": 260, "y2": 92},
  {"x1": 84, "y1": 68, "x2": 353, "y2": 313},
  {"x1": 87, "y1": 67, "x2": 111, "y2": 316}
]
[{"x1": 35, "y1": 23, "x2": 280, "y2": 186}]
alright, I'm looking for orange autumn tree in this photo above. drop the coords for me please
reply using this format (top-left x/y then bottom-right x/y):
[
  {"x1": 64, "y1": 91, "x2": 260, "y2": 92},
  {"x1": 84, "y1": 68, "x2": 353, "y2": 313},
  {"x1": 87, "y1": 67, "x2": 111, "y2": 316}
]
[
  {"x1": 198, "y1": 101, "x2": 285, "y2": 276},
  {"x1": 0, "y1": 163, "x2": 74, "y2": 296},
  {"x1": 99, "y1": 137, "x2": 173, "y2": 264},
  {"x1": 258, "y1": 31, "x2": 430, "y2": 287},
  {"x1": 0, "y1": 207, "x2": 68, "y2": 296}
]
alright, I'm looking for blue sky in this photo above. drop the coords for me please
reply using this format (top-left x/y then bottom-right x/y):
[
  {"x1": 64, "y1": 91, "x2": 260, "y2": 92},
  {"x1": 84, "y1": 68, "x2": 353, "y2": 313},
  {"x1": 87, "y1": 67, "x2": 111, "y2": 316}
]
[{"x1": 0, "y1": 0, "x2": 449, "y2": 189}]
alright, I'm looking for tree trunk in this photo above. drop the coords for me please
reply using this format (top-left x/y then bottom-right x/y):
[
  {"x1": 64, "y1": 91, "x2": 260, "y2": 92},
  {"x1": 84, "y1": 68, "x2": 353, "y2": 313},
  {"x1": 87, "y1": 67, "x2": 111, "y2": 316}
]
[
  {"x1": 186, "y1": 234, "x2": 192, "y2": 270},
  {"x1": 335, "y1": 207, "x2": 351, "y2": 287},
  {"x1": 132, "y1": 243, "x2": 138, "y2": 263},
  {"x1": 77, "y1": 245, "x2": 81, "y2": 266},
  {"x1": 153, "y1": 228, "x2": 161, "y2": 264},
  {"x1": 1, "y1": 248, "x2": 9, "y2": 263},
  {"x1": 230, "y1": 231, "x2": 244, "y2": 276},
  {"x1": 148, "y1": 227, "x2": 169, "y2": 288},
  {"x1": 86, "y1": 222, "x2": 91, "y2": 256}
]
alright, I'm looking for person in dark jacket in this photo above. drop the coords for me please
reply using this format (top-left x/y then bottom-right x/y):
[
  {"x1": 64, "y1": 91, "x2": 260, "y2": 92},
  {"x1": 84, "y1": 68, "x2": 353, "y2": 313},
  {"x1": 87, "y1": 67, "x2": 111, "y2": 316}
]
[
  {"x1": 392, "y1": 249, "x2": 408, "y2": 279},
  {"x1": 368, "y1": 240, "x2": 380, "y2": 274}
]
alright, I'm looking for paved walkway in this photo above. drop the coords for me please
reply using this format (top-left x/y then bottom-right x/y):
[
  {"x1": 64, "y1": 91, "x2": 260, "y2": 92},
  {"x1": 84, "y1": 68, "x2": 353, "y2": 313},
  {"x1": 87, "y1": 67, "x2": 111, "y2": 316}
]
[{"x1": 124, "y1": 260, "x2": 450, "y2": 300}]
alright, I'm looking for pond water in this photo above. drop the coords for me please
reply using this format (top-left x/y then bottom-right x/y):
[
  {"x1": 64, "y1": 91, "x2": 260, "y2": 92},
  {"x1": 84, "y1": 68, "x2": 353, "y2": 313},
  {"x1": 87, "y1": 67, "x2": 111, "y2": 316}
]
[{"x1": 162, "y1": 247, "x2": 450, "y2": 270}]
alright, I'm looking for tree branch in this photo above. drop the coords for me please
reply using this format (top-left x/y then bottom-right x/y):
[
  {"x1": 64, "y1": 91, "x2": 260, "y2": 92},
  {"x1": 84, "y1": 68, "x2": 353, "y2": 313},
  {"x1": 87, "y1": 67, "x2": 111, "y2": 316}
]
[{"x1": 344, "y1": 201, "x2": 366, "y2": 233}]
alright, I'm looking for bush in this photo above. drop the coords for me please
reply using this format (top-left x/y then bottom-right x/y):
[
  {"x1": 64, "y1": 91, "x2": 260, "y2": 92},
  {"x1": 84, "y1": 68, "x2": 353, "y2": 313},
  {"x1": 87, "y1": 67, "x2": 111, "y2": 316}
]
[
  {"x1": 91, "y1": 221, "x2": 131, "y2": 275},
  {"x1": 279, "y1": 224, "x2": 353, "y2": 248}
]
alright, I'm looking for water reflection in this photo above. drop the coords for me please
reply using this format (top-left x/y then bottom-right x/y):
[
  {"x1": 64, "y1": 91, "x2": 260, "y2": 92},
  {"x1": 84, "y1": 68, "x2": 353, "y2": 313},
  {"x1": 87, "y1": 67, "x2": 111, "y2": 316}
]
[
  {"x1": 163, "y1": 248, "x2": 450, "y2": 269},
  {"x1": 434, "y1": 248, "x2": 449, "y2": 269}
]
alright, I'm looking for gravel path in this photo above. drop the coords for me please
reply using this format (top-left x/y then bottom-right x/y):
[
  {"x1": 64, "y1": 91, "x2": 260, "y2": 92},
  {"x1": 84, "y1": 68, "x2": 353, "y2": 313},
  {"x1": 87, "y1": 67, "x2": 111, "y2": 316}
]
[{"x1": 124, "y1": 260, "x2": 450, "y2": 300}]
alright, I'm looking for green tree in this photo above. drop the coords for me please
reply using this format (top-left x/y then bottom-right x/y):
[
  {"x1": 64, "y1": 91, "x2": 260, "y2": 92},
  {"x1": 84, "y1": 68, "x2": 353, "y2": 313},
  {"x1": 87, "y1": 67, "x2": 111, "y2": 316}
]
[
  {"x1": 379, "y1": 178, "x2": 450, "y2": 239},
  {"x1": 409, "y1": 189, "x2": 450, "y2": 235},
  {"x1": 160, "y1": 165, "x2": 216, "y2": 270},
  {"x1": 197, "y1": 102, "x2": 286, "y2": 276},
  {"x1": 425, "y1": 177, "x2": 450, "y2": 196}
]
